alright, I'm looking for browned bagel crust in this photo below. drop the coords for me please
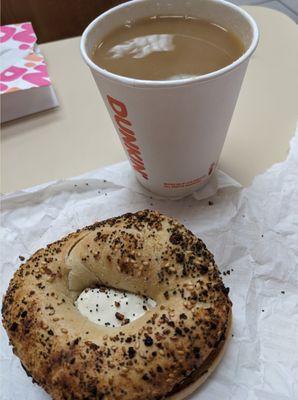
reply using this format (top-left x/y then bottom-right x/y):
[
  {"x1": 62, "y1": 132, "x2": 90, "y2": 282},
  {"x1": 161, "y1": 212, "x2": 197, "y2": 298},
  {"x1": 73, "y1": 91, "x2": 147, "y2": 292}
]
[{"x1": 2, "y1": 210, "x2": 232, "y2": 400}]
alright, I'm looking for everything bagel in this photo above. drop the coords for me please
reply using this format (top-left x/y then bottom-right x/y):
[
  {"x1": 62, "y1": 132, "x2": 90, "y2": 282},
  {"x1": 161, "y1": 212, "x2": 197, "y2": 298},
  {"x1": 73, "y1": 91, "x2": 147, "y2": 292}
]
[{"x1": 2, "y1": 210, "x2": 232, "y2": 400}]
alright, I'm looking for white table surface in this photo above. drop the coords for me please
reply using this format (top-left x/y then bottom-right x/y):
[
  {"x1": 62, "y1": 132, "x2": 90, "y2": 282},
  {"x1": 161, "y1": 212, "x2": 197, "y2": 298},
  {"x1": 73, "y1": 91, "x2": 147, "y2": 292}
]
[{"x1": 1, "y1": 6, "x2": 298, "y2": 194}]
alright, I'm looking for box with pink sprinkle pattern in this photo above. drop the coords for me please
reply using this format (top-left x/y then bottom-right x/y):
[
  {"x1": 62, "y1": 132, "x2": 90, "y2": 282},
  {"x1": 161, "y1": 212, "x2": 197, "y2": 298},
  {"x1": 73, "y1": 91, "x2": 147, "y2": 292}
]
[{"x1": 0, "y1": 22, "x2": 58, "y2": 123}]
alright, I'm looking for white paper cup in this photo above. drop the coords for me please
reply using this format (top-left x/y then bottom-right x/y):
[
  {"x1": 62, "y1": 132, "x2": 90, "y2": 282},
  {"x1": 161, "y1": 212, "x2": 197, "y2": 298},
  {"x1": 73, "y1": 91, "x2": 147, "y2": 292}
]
[{"x1": 81, "y1": 0, "x2": 258, "y2": 198}]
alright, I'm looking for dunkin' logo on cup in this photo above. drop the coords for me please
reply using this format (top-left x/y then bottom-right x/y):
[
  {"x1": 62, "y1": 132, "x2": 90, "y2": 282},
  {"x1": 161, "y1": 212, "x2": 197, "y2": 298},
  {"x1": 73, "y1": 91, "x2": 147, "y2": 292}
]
[{"x1": 107, "y1": 95, "x2": 148, "y2": 180}]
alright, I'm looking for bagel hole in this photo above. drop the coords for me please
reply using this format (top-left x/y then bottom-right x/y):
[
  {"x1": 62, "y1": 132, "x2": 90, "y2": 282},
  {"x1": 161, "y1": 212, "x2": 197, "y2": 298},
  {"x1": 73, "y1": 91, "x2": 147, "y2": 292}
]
[{"x1": 75, "y1": 285, "x2": 156, "y2": 328}]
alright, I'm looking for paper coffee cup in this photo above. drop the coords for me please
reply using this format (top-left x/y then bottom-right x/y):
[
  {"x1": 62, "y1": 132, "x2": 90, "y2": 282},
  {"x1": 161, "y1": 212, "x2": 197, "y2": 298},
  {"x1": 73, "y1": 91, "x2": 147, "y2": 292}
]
[{"x1": 81, "y1": 0, "x2": 258, "y2": 197}]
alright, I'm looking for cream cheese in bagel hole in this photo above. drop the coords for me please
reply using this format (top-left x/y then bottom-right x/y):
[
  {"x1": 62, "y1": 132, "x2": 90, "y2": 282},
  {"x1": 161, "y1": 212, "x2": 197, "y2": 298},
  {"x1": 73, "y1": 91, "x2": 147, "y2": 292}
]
[
  {"x1": 75, "y1": 287, "x2": 156, "y2": 327},
  {"x1": 2, "y1": 210, "x2": 232, "y2": 400}
]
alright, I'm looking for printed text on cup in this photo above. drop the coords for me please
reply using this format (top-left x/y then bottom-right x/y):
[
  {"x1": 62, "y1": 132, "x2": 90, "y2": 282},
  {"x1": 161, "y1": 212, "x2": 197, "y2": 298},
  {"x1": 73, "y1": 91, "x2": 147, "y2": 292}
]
[{"x1": 107, "y1": 95, "x2": 148, "y2": 180}]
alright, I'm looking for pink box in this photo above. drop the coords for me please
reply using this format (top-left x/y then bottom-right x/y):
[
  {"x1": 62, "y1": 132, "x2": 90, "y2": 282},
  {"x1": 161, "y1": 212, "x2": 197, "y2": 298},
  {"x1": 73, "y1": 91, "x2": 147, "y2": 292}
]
[{"x1": 0, "y1": 22, "x2": 58, "y2": 123}]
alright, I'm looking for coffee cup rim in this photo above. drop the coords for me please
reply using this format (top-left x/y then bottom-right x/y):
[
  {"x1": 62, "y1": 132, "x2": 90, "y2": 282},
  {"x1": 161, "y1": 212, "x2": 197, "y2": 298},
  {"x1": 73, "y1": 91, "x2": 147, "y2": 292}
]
[{"x1": 81, "y1": 0, "x2": 259, "y2": 87}]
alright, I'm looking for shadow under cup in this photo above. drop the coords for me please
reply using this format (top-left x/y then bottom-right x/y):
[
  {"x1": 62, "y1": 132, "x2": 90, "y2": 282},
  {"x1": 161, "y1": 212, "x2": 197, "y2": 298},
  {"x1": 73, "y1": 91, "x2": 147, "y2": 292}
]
[{"x1": 81, "y1": 0, "x2": 259, "y2": 198}]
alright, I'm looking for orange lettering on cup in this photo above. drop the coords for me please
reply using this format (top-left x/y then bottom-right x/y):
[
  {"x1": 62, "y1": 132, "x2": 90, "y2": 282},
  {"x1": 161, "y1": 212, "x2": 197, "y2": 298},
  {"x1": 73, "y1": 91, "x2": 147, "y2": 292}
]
[
  {"x1": 115, "y1": 115, "x2": 132, "y2": 130},
  {"x1": 107, "y1": 95, "x2": 148, "y2": 180},
  {"x1": 119, "y1": 128, "x2": 138, "y2": 151},
  {"x1": 107, "y1": 95, "x2": 127, "y2": 117}
]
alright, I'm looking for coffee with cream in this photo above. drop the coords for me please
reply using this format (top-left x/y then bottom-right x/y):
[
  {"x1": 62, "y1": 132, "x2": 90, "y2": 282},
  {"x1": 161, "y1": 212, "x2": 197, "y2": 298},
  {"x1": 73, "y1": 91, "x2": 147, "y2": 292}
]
[{"x1": 92, "y1": 16, "x2": 244, "y2": 81}]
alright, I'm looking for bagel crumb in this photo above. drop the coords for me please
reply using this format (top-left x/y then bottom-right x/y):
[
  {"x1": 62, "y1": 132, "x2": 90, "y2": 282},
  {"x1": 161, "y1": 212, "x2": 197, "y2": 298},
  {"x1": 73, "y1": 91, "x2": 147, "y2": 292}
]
[{"x1": 115, "y1": 312, "x2": 124, "y2": 321}]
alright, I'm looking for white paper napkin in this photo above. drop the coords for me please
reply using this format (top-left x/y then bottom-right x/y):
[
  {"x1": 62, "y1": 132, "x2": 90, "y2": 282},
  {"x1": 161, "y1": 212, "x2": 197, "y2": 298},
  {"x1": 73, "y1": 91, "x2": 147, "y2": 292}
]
[{"x1": 1, "y1": 128, "x2": 297, "y2": 400}]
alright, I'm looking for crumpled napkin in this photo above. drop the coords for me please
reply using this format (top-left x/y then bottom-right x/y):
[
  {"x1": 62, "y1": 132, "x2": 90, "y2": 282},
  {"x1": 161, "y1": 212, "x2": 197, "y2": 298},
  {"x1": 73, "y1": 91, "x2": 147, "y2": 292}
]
[{"x1": 1, "y1": 128, "x2": 297, "y2": 400}]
